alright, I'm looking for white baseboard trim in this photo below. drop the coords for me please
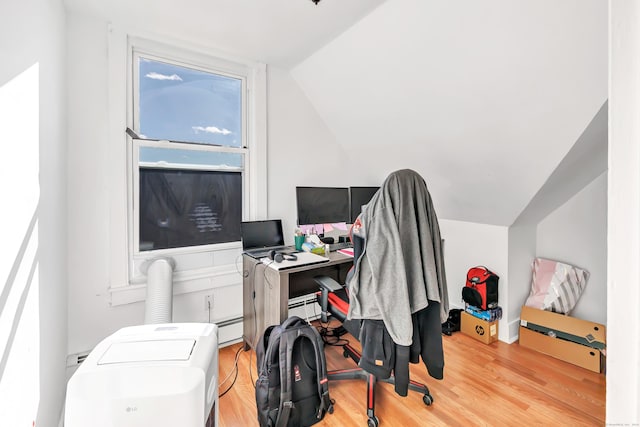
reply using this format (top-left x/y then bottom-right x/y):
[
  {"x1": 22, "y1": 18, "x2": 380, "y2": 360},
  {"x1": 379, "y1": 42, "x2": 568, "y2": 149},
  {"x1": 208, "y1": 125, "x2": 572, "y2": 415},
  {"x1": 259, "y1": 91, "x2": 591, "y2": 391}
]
[{"x1": 506, "y1": 317, "x2": 521, "y2": 344}]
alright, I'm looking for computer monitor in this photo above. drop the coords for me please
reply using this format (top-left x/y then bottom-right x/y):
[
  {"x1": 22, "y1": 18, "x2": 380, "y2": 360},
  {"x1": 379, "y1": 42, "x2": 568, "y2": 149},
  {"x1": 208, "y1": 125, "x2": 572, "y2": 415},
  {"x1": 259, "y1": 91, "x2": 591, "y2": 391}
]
[
  {"x1": 240, "y1": 219, "x2": 285, "y2": 251},
  {"x1": 350, "y1": 186, "x2": 379, "y2": 222},
  {"x1": 296, "y1": 187, "x2": 350, "y2": 225}
]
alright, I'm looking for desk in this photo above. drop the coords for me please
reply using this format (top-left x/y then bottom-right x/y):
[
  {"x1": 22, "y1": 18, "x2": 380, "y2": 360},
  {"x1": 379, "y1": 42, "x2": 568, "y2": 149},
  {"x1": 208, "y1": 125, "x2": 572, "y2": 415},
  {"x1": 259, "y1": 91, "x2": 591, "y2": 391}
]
[{"x1": 242, "y1": 251, "x2": 353, "y2": 350}]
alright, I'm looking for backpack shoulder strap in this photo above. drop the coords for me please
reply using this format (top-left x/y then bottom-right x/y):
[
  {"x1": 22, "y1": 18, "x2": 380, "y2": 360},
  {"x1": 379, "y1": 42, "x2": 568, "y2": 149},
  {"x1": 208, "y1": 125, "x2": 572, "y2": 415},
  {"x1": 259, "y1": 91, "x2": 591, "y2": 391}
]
[
  {"x1": 256, "y1": 325, "x2": 276, "y2": 371},
  {"x1": 298, "y1": 324, "x2": 333, "y2": 418},
  {"x1": 274, "y1": 327, "x2": 298, "y2": 427},
  {"x1": 260, "y1": 324, "x2": 284, "y2": 374}
]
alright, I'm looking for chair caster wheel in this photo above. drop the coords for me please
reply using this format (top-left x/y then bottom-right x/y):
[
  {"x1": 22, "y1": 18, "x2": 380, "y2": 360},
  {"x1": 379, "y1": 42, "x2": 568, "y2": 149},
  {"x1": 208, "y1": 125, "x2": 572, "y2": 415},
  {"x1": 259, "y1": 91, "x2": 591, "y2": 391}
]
[
  {"x1": 423, "y1": 394, "x2": 433, "y2": 406},
  {"x1": 367, "y1": 416, "x2": 379, "y2": 427}
]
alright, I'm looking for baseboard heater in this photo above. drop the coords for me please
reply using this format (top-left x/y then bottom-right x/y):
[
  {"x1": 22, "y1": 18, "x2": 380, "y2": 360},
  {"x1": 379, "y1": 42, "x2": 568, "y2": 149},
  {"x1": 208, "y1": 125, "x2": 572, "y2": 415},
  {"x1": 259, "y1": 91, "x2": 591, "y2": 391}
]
[
  {"x1": 288, "y1": 299, "x2": 316, "y2": 310},
  {"x1": 216, "y1": 316, "x2": 243, "y2": 329},
  {"x1": 217, "y1": 316, "x2": 243, "y2": 347},
  {"x1": 287, "y1": 294, "x2": 321, "y2": 323}
]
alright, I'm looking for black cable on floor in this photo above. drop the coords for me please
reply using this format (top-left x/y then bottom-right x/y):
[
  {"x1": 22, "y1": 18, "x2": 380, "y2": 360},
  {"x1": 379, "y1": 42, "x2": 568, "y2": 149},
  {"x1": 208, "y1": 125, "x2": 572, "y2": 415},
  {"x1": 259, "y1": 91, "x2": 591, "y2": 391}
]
[
  {"x1": 218, "y1": 345, "x2": 244, "y2": 398},
  {"x1": 317, "y1": 323, "x2": 350, "y2": 347}
]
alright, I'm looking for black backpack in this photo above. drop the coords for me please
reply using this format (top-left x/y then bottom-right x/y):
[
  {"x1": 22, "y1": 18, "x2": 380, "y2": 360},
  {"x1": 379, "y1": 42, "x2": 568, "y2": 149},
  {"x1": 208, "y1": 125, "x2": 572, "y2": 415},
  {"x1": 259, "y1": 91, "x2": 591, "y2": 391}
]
[{"x1": 255, "y1": 316, "x2": 334, "y2": 427}]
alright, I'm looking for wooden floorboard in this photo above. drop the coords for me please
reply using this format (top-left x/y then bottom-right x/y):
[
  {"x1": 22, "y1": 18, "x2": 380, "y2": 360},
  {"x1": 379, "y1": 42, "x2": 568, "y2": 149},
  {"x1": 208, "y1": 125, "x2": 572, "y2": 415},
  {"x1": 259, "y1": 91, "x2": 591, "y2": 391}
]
[{"x1": 217, "y1": 321, "x2": 605, "y2": 426}]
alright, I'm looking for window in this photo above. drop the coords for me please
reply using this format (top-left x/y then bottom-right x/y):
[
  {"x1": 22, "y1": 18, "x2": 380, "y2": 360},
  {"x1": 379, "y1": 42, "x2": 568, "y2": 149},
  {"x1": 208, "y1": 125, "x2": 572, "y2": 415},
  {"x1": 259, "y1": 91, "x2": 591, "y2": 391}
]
[
  {"x1": 130, "y1": 48, "x2": 251, "y2": 254},
  {"x1": 106, "y1": 30, "x2": 265, "y2": 301}
]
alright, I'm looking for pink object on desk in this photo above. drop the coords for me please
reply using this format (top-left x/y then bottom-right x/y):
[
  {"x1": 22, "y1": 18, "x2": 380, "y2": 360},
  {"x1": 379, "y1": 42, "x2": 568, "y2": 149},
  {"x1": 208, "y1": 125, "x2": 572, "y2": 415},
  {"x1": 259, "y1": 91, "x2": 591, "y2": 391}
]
[
  {"x1": 299, "y1": 224, "x2": 324, "y2": 235},
  {"x1": 337, "y1": 248, "x2": 354, "y2": 257}
]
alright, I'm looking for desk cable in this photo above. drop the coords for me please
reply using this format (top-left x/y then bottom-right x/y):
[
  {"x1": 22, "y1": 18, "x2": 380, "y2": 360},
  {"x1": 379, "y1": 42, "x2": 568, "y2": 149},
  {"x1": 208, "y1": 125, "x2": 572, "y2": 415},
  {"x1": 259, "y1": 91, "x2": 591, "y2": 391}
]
[
  {"x1": 260, "y1": 259, "x2": 275, "y2": 288},
  {"x1": 313, "y1": 302, "x2": 350, "y2": 347},
  {"x1": 218, "y1": 344, "x2": 245, "y2": 398},
  {"x1": 219, "y1": 258, "x2": 267, "y2": 397},
  {"x1": 214, "y1": 254, "x2": 252, "y2": 398},
  {"x1": 234, "y1": 253, "x2": 244, "y2": 277},
  {"x1": 246, "y1": 260, "x2": 268, "y2": 389}
]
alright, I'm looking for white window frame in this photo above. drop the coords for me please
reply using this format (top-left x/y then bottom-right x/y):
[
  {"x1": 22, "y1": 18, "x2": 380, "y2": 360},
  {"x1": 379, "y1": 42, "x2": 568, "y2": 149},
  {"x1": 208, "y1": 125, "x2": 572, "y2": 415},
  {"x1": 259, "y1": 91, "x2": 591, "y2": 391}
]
[{"x1": 107, "y1": 27, "x2": 267, "y2": 304}]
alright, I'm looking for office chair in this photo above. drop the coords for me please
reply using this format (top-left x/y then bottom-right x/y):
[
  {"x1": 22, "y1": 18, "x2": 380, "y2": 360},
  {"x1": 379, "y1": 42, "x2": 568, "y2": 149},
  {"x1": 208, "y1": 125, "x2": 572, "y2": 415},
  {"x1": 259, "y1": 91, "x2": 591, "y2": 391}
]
[
  {"x1": 313, "y1": 169, "x2": 447, "y2": 427},
  {"x1": 314, "y1": 273, "x2": 433, "y2": 427}
]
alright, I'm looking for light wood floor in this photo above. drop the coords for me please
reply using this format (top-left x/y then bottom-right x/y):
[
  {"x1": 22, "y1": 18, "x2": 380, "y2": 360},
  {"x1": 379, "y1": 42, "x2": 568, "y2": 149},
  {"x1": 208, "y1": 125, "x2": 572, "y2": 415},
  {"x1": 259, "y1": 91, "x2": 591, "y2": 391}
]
[{"x1": 217, "y1": 322, "x2": 605, "y2": 426}]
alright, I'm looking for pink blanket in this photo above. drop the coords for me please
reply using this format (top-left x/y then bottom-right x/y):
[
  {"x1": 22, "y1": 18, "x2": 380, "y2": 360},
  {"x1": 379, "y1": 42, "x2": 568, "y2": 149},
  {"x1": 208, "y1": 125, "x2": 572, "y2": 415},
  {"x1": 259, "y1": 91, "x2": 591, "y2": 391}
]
[{"x1": 525, "y1": 258, "x2": 589, "y2": 314}]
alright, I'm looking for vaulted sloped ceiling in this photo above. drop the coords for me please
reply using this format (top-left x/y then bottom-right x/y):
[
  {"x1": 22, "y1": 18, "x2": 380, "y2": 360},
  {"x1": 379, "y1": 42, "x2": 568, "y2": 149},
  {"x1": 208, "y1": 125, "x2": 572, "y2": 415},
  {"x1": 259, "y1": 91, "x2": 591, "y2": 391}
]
[
  {"x1": 63, "y1": 0, "x2": 386, "y2": 68},
  {"x1": 292, "y1": 0, "x2": 608, "y2": 225},
  {"x1": 64, "y1": 0, "x2": 607, "y2": 226}
]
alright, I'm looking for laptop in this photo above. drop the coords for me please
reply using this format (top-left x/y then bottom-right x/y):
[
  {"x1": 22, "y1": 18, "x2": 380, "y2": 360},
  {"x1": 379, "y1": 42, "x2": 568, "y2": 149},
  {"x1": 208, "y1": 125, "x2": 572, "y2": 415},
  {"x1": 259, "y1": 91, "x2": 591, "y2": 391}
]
[{"x1": 241, "y1": 219, "x2": 291, "y2": 259}]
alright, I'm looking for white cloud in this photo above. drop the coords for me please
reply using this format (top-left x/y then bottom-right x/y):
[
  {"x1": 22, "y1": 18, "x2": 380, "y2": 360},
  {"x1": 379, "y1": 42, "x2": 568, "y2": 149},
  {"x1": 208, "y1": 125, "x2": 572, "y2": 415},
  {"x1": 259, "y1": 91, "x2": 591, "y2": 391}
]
[
  {"x1": 145, "y1": 72, "x2": 183, "y2": 81},
  {"x1": 192, "y1": 126, "x2": 232, "y2": 135}
]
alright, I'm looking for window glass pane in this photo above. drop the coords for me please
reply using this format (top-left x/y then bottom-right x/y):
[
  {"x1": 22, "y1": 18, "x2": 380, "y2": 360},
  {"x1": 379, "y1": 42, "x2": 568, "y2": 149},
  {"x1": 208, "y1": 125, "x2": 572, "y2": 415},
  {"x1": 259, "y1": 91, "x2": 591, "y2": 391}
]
[
  {"x1": 138, "y1": 57, "x2": 242, "y2": 147},
  {"x1": 140, "y1": 146, "x2": 242, "y2": 168},
  {"x1": 139, "y1": 168, "x2": 242, "y2": 251}
]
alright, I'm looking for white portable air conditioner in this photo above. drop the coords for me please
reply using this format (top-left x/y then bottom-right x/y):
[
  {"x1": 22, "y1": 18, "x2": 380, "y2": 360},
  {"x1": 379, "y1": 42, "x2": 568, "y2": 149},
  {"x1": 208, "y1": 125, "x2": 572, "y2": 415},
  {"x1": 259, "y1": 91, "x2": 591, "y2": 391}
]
[{"x1": 65, "y1": 323, "x2": 218, "y2": 427}]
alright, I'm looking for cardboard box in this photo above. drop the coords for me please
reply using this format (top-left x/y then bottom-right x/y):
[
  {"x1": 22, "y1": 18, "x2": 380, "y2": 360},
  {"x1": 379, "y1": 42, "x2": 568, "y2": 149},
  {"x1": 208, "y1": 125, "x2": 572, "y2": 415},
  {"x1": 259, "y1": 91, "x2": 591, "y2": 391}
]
[
  {"x1": 519, "y1": 306, "x2": 605, "y2": 373},
  {"x1": 461, "y1": 311, "x2": 498, "y2": 344}
]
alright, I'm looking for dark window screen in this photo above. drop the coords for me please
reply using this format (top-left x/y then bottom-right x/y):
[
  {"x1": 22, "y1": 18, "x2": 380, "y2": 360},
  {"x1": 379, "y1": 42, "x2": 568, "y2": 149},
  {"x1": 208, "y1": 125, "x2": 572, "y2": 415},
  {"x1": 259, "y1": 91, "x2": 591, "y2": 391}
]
[
  {"x1": 240, "y1": 220, "x2": 284, "y2": 250},
  {"x1": 139, "y1": 167, "x2": 242, "y2": 251},
  {"x1": 350, "y1": 186, "x2": 379, "y2": 222},
  {"x1": 296, "y1": 187, "x2": 350, "y2": 225}
]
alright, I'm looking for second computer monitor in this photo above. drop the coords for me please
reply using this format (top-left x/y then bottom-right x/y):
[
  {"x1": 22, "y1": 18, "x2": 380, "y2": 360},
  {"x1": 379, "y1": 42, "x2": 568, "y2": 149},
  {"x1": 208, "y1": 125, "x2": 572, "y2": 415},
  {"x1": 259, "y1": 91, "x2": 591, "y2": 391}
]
[
  {"x1": 296, "y1": 187, "x2": 350, "y2": 225},
  {"x1": 350, "y1": 186, "x2": 379, "y2": 222}
]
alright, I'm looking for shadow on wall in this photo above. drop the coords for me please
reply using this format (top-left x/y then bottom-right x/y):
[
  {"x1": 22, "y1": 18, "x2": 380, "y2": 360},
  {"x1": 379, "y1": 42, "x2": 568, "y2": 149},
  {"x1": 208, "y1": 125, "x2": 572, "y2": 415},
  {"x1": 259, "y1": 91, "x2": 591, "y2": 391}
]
[{"x1": 0, "y1": 63, "x2": 43, "y2": 427}]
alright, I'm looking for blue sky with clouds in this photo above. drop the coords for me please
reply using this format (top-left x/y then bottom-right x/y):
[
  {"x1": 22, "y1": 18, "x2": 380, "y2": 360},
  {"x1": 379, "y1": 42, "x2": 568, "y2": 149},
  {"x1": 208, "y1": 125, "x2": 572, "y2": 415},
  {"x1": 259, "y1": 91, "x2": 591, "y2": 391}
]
[
  {"x1": 139, "y1": 57, "x2": 242, "y2": 145},
  {"x1": 138, "y1": 57, "x2": 243, "y2": 167}
]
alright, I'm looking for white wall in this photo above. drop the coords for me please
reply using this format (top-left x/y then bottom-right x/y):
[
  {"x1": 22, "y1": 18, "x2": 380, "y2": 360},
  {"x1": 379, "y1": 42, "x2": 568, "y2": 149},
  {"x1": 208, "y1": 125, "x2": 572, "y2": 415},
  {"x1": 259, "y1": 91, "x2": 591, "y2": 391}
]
[
  {"x1": 608, "y1": 1, "x2": 640, "y2": 422},
  {"x1": 0, "y1": 1, "x2": 67, "y2": 426},
  {"x1": 265, "y1": 66, "x2": 349, "y2": 240},
  {"x1": 439, "y1": 219, "x2": 510, "y2": 342},
  {"x1": 66, "y1": 13, "x2": 125, "y2": 356},
  {"x1": 506, "y1": 223, "x2": 537, "y2": 338},
  {"x1": 536, "y1": 172, "x2": 607, "y2": 325}
]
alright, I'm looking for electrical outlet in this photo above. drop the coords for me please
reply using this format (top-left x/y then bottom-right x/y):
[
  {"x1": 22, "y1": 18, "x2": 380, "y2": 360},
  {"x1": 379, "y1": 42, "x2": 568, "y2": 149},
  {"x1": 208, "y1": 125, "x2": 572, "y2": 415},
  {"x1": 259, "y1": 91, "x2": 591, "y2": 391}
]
[{"x1": 204, "y1": 294, "x2": 214, "y2": 311}]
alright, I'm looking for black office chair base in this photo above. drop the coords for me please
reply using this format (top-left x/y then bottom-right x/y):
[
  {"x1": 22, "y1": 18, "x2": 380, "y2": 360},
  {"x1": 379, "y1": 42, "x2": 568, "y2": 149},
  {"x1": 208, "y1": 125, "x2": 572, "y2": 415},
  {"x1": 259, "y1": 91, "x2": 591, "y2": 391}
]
[
  {"x1": 328, "y1": 342, "x2": 433, "y2": 426},
  {"x1": 315, "y1": 275, "x2": 435, "y2": 426}
]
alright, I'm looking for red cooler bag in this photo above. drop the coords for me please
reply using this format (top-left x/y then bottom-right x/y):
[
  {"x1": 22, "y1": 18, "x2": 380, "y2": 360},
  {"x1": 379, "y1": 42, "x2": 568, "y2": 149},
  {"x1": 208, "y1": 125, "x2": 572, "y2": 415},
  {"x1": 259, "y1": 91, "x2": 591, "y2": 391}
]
[{"x1": 462, "y1": 266, "x2": 499, "y2": 310}]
